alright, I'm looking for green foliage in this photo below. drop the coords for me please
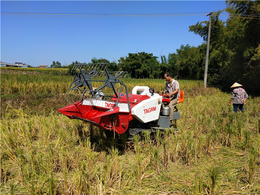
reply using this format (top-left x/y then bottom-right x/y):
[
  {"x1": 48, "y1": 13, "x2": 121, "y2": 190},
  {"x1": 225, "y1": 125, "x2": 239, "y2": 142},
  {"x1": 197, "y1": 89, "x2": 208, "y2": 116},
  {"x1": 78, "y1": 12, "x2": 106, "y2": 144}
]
[
  {"x1": 118, "y1": 52, "x2": 159, "y2": 78},
  {"x1": 189, "y1": 0, "x2": 260, "y2": 94},
  {"x1": 91, "y1": 57, "x2": 110, "y2": 64},
  {"x1": 176, "y1": 44, "x2": 206, "y2": 80},
  {"x1": 67, "y1": 62, "x2": 76, "y2": 76},
  {"x1": 221, "y1": 0, "x2": 260, "y2": 95},
  {"x1": 107, "y1": 61, "x2": 118, "y2": 71},
  {"x1": 50, "y1": 61, "x2": 62, "y2": 68},
  {"x1": 158, "y1": 53, "x2": 178, "y2": 78},
  {"x1": 91, "y1": 58, "x2": 119, "y2": 71},
  {"x1": 189, "y1": 11, "x2": 231, "y2": 85}
]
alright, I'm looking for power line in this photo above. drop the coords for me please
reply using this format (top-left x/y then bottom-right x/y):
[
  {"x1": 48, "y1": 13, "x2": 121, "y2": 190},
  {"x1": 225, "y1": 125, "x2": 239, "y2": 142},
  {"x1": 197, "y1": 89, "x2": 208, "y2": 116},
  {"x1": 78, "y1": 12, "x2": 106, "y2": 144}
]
[
  {"x1": 1, "y1": 12, "x2": 211, "y2": 17},
  {"x1": 228, "y1": 14, "x2": 260, "y2": 19},
  {"x1": 2, "y1": 12, "x2": 260, "y2": 19}
]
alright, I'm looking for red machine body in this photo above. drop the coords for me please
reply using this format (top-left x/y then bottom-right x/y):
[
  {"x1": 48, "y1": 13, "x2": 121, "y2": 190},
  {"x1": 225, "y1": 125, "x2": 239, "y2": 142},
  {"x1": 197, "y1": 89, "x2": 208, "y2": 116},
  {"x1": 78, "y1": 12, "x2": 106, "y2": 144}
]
[
  {"x1": 58, "y1": 94, "x2": 150, "y2": 134},
  {"x1": 58, "y1": 63, "x2": 184, "y2": 136}
]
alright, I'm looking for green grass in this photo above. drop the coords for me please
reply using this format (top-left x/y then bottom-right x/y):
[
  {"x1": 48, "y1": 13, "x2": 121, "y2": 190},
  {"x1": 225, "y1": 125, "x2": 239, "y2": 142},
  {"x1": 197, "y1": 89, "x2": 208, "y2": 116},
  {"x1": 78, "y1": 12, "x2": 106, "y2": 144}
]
[{"x1": 1, "y1": 68, "x2": 260, "y2": 194}]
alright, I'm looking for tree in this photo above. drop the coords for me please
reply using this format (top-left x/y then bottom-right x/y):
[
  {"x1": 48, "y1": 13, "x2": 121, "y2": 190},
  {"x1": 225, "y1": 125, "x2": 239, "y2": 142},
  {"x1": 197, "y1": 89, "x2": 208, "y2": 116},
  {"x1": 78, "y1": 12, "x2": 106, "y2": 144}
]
[
  {"x1": 189, "y1": 11, "x2": 230, "y2": 83},
  {"x1": 118, "y1": 52, "x2": 159, "y2": 78},
  {"x1": 91, "y1": 58, "x2": 110, "y2": 64},
  {"x1": 159, "y1": 54, "x2": 179, "y2": 78},
  {"x1": 188, "y1": 0, "x2": 260, "y2": 94},
  {"x1": 91, "y1": 58, "x2": 119, "y2": 72},
  {"x1": 67, "y1": 62, "x2": 76, "y2": 76},
  {"x1": 50, "y1": 61, "x2": 62, "y2": 68},
  {"x1": 168, "y1": 53, "x2": 179, "y2": 77},
  {"x1": 175, "y1": 44, "x2": 205, "y2": 80},
  {"x1": 107, "y1": 61, "x2": 118, "y2": 71},
  {"x1": 222, "y1": 0, "x2": 260, "y2": 94}
]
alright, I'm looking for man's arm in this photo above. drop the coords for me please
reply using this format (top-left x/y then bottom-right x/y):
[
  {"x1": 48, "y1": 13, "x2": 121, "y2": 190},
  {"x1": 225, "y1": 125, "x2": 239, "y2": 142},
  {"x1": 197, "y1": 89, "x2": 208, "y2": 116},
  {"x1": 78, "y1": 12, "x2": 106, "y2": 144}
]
[
  {"x1": 165, "y1": 88, "x2": 179, "y2": 98},
  {"x1": 169, "y1": 88, "x2": 179, "y2": 97}
]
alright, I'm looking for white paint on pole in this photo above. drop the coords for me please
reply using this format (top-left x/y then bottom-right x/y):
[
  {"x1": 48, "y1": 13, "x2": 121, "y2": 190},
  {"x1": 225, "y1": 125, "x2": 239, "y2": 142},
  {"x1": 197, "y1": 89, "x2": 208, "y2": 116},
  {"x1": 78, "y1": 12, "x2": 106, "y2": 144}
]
[{"x1": 204, "y1": 12, "x2": 212, "y2": 88}]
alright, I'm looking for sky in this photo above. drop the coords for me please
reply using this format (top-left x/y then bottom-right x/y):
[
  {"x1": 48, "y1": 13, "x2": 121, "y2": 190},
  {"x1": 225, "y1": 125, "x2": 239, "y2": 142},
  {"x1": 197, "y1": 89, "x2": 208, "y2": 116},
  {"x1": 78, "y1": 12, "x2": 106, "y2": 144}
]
[{"x1": 1, "y1": 1, "x2": 229, "y2": 67}]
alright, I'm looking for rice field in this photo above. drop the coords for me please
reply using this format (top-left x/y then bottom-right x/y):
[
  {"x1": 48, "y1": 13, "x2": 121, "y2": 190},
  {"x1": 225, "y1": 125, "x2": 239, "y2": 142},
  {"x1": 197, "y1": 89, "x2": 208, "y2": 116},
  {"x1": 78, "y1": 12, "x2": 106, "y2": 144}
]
[
  {"x1": 1, "y1": 68, "x2": 260, "y2": 194},
  {"x1": 1, "y1": 72, "x2": 201, "y2": 96}
]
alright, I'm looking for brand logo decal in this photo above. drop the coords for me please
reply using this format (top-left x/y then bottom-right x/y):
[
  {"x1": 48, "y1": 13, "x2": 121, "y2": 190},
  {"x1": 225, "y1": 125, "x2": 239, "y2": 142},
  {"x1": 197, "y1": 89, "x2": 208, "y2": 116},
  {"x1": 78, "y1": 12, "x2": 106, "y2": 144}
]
[
  {"x1": 105, "y1": 102, "x2": 115, "y2": 108},
  {"x1": 144, "y1": 106, "x2": 156, "y2": 114}
]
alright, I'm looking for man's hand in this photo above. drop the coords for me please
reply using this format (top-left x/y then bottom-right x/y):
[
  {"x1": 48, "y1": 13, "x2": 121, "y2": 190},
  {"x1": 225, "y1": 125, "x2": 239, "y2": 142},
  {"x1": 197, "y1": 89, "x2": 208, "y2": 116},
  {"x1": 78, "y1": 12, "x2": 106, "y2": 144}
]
[{"x1": 165, "y1": 92, "x2": 170, "y2": 98}]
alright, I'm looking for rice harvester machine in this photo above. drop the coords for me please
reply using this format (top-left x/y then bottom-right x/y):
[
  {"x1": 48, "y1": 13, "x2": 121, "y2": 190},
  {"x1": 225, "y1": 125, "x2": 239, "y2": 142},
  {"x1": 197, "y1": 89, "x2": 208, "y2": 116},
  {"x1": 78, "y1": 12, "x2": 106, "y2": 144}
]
[{"x1": 58, "y1": 62, "x2": 184, "y2": 137}]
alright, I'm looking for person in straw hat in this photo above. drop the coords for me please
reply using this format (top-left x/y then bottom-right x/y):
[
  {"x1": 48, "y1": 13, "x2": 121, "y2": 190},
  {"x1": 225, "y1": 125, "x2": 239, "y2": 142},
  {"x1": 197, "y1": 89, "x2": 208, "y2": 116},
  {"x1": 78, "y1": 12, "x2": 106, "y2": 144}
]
[{"x1": 228, "y1": 82, "x2": 248, "y2": 113}]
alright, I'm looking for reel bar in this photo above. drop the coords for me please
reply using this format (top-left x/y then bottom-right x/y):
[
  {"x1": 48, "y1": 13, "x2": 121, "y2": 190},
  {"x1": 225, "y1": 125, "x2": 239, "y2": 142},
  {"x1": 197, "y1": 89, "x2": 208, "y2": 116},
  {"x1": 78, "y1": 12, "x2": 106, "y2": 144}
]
[{"x1": 68, "y1": 62, "x2": 130, "y2": 112}]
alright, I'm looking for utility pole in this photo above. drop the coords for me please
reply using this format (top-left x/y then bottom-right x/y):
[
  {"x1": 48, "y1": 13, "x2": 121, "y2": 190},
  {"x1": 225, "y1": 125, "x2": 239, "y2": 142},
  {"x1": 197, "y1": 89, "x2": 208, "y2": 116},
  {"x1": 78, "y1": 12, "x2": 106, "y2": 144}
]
[{"x1": 204, "y1": 12, "x2": 213, "y2": 88}]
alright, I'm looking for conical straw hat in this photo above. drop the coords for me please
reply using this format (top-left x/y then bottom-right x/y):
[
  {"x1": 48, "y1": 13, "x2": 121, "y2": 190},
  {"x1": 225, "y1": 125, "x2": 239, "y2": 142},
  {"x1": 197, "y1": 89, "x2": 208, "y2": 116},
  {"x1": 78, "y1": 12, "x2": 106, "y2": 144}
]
[{"x1": 230, "y1": 82, "x2": 242, "y2": 88}]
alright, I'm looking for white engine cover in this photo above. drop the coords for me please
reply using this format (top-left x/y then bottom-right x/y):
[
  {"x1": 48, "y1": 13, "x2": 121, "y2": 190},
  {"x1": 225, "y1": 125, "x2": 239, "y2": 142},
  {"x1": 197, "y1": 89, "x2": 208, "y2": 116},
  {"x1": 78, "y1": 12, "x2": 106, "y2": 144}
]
[
  {"x1": 131, "y1": 95, "x2": 162, "y2": 123},
  {"x1": 132, "y1": 86, "x2": 151, "y2": 96}
]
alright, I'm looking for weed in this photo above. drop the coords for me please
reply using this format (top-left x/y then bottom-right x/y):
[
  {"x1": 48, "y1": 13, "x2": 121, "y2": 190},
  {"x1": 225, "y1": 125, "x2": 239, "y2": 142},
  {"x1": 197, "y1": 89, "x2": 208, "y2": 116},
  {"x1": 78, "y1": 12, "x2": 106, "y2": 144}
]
[
  {"x1": 243, "y1": 130, "x2": 251, "y2": 149},
  {"x1": 249, "y1": 148, "x2": 257, "y2": 185},
  {"x1": 209, "y1": 166, "x2": 220, "y2": 195},
  {"x1": 258, "y1": 119, "x2": 260, "y2": 134}
]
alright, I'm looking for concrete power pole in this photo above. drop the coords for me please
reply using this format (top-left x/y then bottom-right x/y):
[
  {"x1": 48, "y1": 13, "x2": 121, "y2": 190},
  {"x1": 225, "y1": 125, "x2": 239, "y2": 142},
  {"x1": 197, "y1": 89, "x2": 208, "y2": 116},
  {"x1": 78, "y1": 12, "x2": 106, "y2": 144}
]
[{"x1": 204, "y1": 12, "x2": 213, "y2": 88}]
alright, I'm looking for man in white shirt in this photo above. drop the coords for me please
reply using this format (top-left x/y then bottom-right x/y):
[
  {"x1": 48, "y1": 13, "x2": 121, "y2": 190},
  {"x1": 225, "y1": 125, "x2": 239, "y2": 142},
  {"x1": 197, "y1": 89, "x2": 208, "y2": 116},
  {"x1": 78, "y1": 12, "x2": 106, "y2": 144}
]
[
  {"x1": 164, "y1": 72, "x2": 180, "y2": 124},
  {"x1": 92, "y1": 87, "x2": 104, "y2": 100}
]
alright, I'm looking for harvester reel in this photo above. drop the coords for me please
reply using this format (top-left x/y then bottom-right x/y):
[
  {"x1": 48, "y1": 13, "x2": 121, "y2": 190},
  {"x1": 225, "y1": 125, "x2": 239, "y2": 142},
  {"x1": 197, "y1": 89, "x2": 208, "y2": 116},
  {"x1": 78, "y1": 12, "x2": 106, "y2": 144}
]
[
  {"x1": 105, "y1": 74, "x2": 116, "y2": 88},
  {"x1": 68, "y1": 64, "x2": 98, "y2": 91},
  {"x1": 69, "y1": 71, "x2": 91, "y2": 89}
]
